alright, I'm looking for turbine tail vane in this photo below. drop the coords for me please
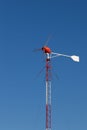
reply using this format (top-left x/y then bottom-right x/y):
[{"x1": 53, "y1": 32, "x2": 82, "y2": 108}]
[{"x1": 71, "y1": 55, "x2": 80, "y2": 62}]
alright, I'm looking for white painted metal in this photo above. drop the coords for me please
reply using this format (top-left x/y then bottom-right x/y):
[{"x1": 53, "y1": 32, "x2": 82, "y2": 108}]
[
  {"x1": 51, "y1": 52, "x2": 80, "y2": 62},
  {"x1": 46, "y1": 81, "x2": 51, "y2": 105}
]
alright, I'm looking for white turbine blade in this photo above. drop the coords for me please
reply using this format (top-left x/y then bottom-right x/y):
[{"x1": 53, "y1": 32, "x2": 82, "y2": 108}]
[{"x1": 71, "y1": 55, "x2": 80, "y2": 62}]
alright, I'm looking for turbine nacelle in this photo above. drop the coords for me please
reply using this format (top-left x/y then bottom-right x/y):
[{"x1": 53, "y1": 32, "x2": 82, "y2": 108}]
[{"x1": 42, "y1": 46, "x2": 51, "y2": 54}]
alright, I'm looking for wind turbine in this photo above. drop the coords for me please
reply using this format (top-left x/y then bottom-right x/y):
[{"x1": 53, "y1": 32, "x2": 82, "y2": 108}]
[{"x1": 37, "y1": 45, "x2": 80, "y2": 130}]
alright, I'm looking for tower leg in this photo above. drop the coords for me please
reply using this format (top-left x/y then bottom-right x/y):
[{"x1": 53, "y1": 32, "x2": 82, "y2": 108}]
[{"x1": 46, "y1": 60, "x2": 51, "y2": 130}]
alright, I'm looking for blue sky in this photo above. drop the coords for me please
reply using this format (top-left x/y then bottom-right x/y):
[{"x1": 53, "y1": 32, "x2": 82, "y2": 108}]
[{"x1": 0, "y1": 0, "x2": 87, "y2": 130}]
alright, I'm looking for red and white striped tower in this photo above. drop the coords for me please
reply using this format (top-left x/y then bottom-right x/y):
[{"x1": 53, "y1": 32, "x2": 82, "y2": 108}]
[
  {"x1": 45, "y1": 53, "x2": 51, "y2": 130},
  {"x1": 39, "y1": 46, "x2": 79, "y2": 130}
]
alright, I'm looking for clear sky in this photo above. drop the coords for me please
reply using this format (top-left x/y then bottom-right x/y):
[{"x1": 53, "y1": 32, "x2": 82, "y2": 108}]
[{"x1": 0, "y1": 0, "x2": 87, "y2": 130}]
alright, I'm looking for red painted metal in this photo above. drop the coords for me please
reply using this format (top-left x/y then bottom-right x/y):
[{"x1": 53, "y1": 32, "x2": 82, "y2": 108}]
[{"x1": 42, "y1": 46, "x2": 51, "y2": 54}]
